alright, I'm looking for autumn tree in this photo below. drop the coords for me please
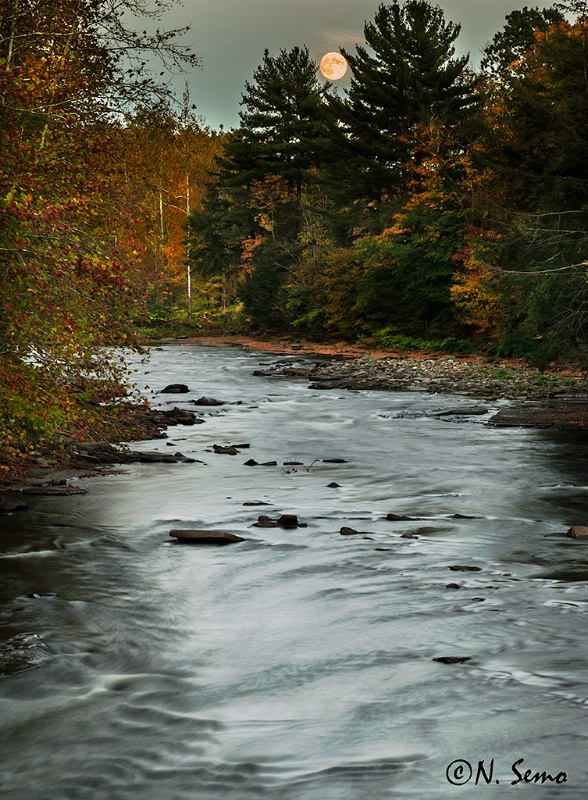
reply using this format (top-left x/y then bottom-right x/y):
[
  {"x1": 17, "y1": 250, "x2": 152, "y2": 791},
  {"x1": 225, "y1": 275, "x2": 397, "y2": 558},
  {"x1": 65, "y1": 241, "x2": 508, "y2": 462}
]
[
  {"x1": 480, "y1": 5, "x2": 565, "y2": 74},
  {"x1": 473, "y1": 4, "x2": 588, "y2": 363},
  {"x1": 0, "y1": 0, "x2": 199, "y2": 461}
]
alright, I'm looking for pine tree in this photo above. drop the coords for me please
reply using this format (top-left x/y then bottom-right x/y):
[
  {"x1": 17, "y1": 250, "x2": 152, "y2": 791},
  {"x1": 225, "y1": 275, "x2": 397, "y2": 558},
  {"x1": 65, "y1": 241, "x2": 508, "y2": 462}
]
[
  {"x1": 222, "y1": 46, "x2": 331, "y2": 199},
  {"x1": 331, "y1": 0, "x2": 479, "y2": 207},
  {"x1": 191, "y1": 46, "x2": 333, "y2": 327},
  {"x1": 480, "y1": 5, "x2": 565, "y2": 74}
]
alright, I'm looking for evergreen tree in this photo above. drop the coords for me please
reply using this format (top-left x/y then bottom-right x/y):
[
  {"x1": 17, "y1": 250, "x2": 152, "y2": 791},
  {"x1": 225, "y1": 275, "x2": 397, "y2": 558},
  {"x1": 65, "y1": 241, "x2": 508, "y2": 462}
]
[
  {"x1": 222, "y1": 46, "x2": 331, "y2": 199},
  {"x1": 331, "y1": 0, "x2": 479, "y2": 207},
  {"x1": 191, "y1": 46, "x2": 332, "y2": 327},
  {"x1": 480, "y1": 5, "x2": 565, "y2": 74}
]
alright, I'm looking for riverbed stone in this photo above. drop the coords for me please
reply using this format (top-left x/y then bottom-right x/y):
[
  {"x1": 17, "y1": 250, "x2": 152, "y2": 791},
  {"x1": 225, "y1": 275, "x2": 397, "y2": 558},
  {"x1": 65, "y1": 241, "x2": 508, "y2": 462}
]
[
  {"x1": 161, "y1": 384, "x2": 189, "y2": 393},
  {"x1": 169, "y1": 529, "x2": 245, "y2": 544},
  {"x1": 449, "y1": 565, "x2": 482, "y2": 572},
  {"x1": 213, "y1": 445, "x2": 239, "y2": 455},
  {"x1": 566, "y1": 526, "x2": 588, "y2": 538},
  {"x1": 193, "y1": 396, "x2": 224, "y2": 406},
  {"x1": 340, "y1": 526, "x2": 359, "y2": 535},
  {"x1": 159, "y1": 407, "x2": 203, "y2": 426},
  {"x1": 253, "y1": 514, "x2": 305, "y2": 528},
  {"x1": 433, "y1": 656, "x2": 472, "y2": 664}
]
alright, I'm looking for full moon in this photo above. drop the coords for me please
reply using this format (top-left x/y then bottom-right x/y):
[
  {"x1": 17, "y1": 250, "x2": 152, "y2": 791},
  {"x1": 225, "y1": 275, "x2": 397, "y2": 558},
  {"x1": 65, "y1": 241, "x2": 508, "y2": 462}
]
[{"x1": 319, "y1": 52, "x2": 348, "y2": 81}]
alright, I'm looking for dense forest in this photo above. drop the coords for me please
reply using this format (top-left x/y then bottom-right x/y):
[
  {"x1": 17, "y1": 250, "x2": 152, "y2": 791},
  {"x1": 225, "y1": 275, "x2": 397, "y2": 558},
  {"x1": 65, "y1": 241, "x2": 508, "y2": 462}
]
[{"x1": 2, "y1": 0, "x2": 588, "y2": 462}]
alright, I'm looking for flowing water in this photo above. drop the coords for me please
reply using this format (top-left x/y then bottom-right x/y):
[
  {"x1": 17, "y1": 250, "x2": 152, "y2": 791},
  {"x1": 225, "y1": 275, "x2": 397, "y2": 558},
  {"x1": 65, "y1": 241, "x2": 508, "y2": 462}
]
[{"x1": 1, "y1": 344, "x2": 588, "y2": 799}]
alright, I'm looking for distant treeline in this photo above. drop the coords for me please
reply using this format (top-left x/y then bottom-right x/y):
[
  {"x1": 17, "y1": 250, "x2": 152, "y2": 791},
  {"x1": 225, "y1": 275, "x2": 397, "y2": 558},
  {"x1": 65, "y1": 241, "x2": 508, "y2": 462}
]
[{"x1": 188, "y1": 0, "x2": 588, "y2": 367}]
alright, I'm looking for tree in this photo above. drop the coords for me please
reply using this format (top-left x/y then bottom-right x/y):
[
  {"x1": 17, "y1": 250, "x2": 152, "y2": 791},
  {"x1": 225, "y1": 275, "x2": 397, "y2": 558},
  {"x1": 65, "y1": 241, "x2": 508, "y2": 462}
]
[
  {"x1": 0, "y1": 0, "x2": 200, "y2": 462},
  {"x1": 480, "y1": 5, "x2": 565, "y2": 74},
  {"x1": 190, "y1": 46, "x2": 333, "y2": 327},
  {"x1": 331, "y1": 0, "x2": 479, "y2": 208},
  {"x1": 470, "y1": 6, "x2": 588, "y2": 363},
  {"x1": 224, "y1": 46, "x2": 331, "y2": 199}
]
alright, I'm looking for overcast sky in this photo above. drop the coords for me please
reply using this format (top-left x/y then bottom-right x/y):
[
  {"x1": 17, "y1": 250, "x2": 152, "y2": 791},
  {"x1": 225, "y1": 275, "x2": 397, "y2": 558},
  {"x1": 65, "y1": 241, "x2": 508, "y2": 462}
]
[{"x1": 145, "y1": 1, "x2": 561, "y2": 130}]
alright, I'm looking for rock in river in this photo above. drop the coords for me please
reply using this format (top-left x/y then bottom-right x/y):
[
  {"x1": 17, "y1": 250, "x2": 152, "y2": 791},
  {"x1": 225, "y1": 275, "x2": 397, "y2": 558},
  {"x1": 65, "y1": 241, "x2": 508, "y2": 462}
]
[
  {"x1": 0, "y1": 496, "x2": 29, "y2": 512},
  {"x1": 253, "y1": 514, "x2": 305, "y2": 528},
  {"x1": 449, "y1": 565, "x2": 482, "y2": 572},
  {"x1": 193, "y1": 396, "x2": 224, "y2": 406},
  {"x1": 566, "y1": 526, "x2": 588, "y2": 538},
  {"x1": 433, "y1": 656, "x2": 472, "y2": 664},
  {"x1": 213, "y1": 444, "x2": 239, "y2": 455},
  {"x1": 161, "y1": 384, "x2": 190, "y2": 393},
  {"x1": 169, "y1": 530, "x2": 245, "y2": 544}
]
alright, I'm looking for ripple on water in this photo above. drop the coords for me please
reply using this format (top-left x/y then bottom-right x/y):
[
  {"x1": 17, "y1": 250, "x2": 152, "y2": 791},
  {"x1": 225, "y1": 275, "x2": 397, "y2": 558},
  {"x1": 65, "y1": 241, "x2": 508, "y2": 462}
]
[{"x1": 3, "y1": 345, "x2": 588, "y2": 799}]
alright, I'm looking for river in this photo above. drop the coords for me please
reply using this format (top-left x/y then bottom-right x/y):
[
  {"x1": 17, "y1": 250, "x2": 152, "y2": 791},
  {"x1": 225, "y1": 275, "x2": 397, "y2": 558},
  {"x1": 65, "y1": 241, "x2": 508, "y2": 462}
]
[{"x1": 1, "y1": 344, "x2": 588, "y2": 799}]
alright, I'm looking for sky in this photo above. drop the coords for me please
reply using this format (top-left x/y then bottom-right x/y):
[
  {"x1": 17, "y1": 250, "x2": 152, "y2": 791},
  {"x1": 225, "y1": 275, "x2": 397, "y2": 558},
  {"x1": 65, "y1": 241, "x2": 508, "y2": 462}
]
[{"x1": 143, "y1": 0, "x2": 561, "y2": 131}]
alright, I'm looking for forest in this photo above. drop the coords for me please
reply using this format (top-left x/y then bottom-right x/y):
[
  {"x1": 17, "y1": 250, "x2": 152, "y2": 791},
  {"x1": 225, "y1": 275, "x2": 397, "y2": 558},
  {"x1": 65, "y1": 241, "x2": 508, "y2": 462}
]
[{"x1": 1, "y1": 0, "x2": 588, "y2": 462}]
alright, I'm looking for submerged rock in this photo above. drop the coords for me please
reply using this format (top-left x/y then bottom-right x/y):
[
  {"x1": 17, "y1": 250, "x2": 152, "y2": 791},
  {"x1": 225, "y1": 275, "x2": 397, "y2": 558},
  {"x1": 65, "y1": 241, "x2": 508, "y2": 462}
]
[
  {"x1": 0, "y1": 633, "x2": 46, "y2": 676},
  {"x1": 169, "y1": 529, "x2": 245, "y2": 544},
  {"x1": 0, "y1": 496, "x2": 29, "y2": 512}
]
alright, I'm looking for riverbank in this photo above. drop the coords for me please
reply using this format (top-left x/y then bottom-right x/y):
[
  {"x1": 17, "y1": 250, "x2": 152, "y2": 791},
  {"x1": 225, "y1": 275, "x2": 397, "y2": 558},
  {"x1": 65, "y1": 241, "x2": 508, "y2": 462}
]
[
  {"x1": 3, "y1": 333, "x2": 588, "y2": 496},
  {"x1": 154, "y1": 333, "x2": 588, "y2": 426}
]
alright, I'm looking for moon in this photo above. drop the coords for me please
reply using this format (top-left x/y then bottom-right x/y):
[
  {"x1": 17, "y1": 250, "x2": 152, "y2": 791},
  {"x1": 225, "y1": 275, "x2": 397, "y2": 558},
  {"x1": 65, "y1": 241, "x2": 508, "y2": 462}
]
[{"x1": 319, "y1": 52, "x2": 348, "y2": 81}]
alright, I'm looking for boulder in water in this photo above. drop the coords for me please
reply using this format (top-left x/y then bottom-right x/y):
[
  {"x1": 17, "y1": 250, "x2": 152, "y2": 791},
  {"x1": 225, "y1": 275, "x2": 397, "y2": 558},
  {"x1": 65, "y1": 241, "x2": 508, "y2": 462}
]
[
  {"x1": 448, "y1": 565, "x2": 481, "y2": 572},
  {"x1": 161, "y1": 384, "x2": 189, "y2": 393},
  {"x1": 193, "y1": 397, "x2": 224, "y2": 406},
  {"x1": 566, "y1": 526, "x2": 588, "y2": 538},
  {"x1": 253, "y1": 514, "x2": 305, "y2": 528},
  {"x1": 169, "y1": 529, "x2": 245, "y2": 544},
  {"x1": 433, "y1": 656, "x2": 472, "y2": 664}
]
